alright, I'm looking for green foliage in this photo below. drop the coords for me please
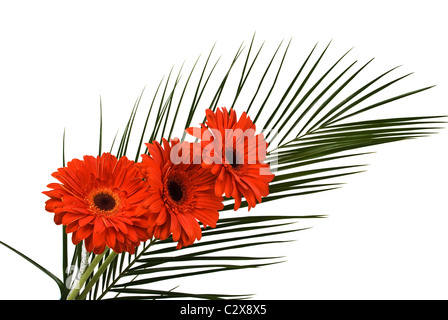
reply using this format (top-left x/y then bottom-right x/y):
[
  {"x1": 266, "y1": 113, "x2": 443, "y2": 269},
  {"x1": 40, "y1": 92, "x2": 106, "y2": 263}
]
[{"x1": 2, "y1": 36, "x2": 443, "y2": 300}]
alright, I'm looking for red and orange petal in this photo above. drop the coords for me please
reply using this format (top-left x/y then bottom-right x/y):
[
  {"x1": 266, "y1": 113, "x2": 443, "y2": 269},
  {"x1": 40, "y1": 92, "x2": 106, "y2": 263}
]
[
  {"x1": 42, "y1": 153, "x2": 152, "y2": 254},
  {"x1": 186, "y1": 107, "x2": 275, "y2": 211},
  {"x1": 136, "y1": 138, "x2": 224, "y2": 249}
]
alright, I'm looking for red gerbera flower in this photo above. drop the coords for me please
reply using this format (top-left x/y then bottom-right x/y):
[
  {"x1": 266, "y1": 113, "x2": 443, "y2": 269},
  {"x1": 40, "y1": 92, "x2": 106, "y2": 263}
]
[
  {"x1": 136, "y1": 138, "x2": 224, "y2": 249},
  {"x1": 43, "y1": 153, "x2": 151, "y2": 254},
  {"x1": 186, "y1": 107, "x2": 274, "y2": 210}
]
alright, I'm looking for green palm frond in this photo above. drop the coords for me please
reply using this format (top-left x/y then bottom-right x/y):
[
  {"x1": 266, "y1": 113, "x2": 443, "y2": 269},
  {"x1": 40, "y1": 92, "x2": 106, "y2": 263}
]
[
  {"x1": 24, "y1": 36, "x2": 442, "y2": 300},
  {"x1": 88, "y1": 214, "x2": 321, "y2": 300}
]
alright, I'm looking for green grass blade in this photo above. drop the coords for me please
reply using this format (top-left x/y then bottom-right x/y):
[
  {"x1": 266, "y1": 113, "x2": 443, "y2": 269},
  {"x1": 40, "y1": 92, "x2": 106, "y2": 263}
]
[
  {"x1": 320, "y1": 73, "x2": 414, "y2": 127},
  {"x1": 265, "y1": 41, "x2": 333, "y2": 141},
  {"x1": 285, "y1": 59, "x2": 358, "y2": 141},
  {"x1": 161, "y1": 66, "x2": 184, "y2": 139},
  {"x1": 246, "y1": 39, "x2": 284, "y2": 114},
  {"x1": 114, "y1": 259, "x2": 284, "y2": 288},
  {"x1": 0, "y1": 240, "x2": 65, "y2": 296},
  {"x1": 274, "y1": 46, "x2": 354, "y2": 145},
  {"x1": 263, "y1": 42, "x2": 318, "y2": 131},
  {"x1": 231, "y1": 32, "x2": 263, "y2": 109},
  {"x1": 168, "y1": 56, "x2": 201, "y2": 140},
  {"x1": 253, "y1": 38, "x2": 292, "y2": 123},
  {"x1": 306, "y1": 65, "x2": 402, "y2": 133},
  {"x1": 210, "y1": 42, "x2": 245, "y2": 112},
  {"x1": 181, "y1": 44, "x2": 218, "y2": 139},
  {"x1": 134, "y1": 78, "x2": 164, "y2": 161},
  {"x1": 297, "y1": 58, "x2": 375, "y2": 136},
  {"x1": 106, "y1": 288, "x2": 250, "y2": 300},
  {"x1": 332, "y1": 85, "x2": 436, "y2": 124}
]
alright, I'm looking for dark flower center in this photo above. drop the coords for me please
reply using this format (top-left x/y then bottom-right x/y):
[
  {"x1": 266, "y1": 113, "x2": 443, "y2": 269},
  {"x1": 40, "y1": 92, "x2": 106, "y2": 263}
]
[
  {"x1": 93, "y1": 193, "x2": 116, "y2": 211},
  {"x1": 225, "y1": 148, "x2": 242, "y2": 169},
  {"x1": 168, "y1": 180, "x2": 185, "y2": 202}
]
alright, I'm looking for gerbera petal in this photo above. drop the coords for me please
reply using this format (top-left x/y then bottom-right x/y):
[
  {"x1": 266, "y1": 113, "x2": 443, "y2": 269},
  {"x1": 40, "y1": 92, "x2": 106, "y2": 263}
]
[
  {"x1": 193, "y1": 209, "x2": 219, "y2": 228},
  {"x1": 177, "y1": 214, "x2": 202, "y2": 244},
  {"x1": 94, "y1": 216, "x2": 106, "y2": 234},
  {"x1": 112, "y1": 219, "x2": 129, "y2": 234},
  {"x1": 93, "y1": 230, "x2": 106, "y2": 248},
  {"x1": 215, "y1": 178, "x2": 225, "y2": 196},
  {"x1": 137, "y1": 139, "x2": 223, "y2": 248},
  {"x1": 43, "y1": 152, "x2": 152, "y2": 254},
  {"x1": 105, "y1": 228, "x2": 116, "y2": 249},
  {"x1": 126, "y1": 226, "x2": 139, "y2": 243},
  {"x1": 84, "y1": 235, "x2": 94, "y2": 253},
  {"x1": 77, "y1": 224, "x2": 94, "y2": 240},
  {"x1": 61, "y1": 212, "x2": 86, "y2": 226},
  {"x1": 93, "y1": 242, "x2": 106, "y2": 255},
  {"x1": 66, "y1": 220, "x2": 79, "y2": 233},
  {"x1": 233, "y1": 189, "x2": 242, "y2": 211},
  {"x1": 170, "y1": 214, "x2": 181, "y2": 241},
  {"x1": 53, "y1": 212, "x2": 64, "y2": 225},
  {"x1": 211, "y1": 163, "x2": 222, "y2": 175},
  {"x1": 184, "y1": 107, "x2": 274, "y2": 211},
  {"x1": 224, "y1": 173, "x2": 233, "y2": 197},
  {"x1": 78, "y1": 215, "x2": 95, "y2": 227},
  {"x1": 155, "y1": 207, "x2": 167, "y2": 225}
]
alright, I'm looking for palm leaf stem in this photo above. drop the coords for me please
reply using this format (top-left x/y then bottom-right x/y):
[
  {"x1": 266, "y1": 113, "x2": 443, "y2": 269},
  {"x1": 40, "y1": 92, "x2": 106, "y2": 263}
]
[
  {"x1": 77, "y1": 250, "x2": 118, "y2": 300},
  {"x1": 66, "y1": 247, "x2": 108, "y2": 300},
  {"x1": 96, "y1": 239, "x2": 156, "y2": 300}
]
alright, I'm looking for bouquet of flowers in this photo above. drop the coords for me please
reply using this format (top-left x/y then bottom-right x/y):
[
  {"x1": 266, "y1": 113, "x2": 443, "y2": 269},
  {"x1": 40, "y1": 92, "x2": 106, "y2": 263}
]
[{"x1": 0, "y1": 36, "x2": 443, "y2": 300}]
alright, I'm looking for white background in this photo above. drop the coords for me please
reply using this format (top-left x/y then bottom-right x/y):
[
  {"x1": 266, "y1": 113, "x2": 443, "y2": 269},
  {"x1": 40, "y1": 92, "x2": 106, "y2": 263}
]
[{"x1": 0, "y1": 0, "x2": 447, "y2": 300}]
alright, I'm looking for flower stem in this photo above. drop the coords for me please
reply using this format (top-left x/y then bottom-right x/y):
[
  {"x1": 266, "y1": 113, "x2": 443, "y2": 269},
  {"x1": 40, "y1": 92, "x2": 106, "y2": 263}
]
[
  {"x1": 66, "y1": 245, "x2": 90, "y2": 299},
  {"x1": 66, "y1": 247, "x2": 108, "y2": 300},
  {"x1": 62, "y1": 226, "x2": 68, "y2": 286},
  {"x1": 77, "y1": 250, "x2": 118, "y2": 300}
]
